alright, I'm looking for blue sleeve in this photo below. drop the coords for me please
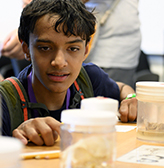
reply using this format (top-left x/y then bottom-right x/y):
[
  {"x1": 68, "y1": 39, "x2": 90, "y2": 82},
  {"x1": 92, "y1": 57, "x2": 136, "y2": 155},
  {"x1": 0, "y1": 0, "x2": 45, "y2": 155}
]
[
  {"x1": 83, "y1": 63, "x2": 120, "y2": 102},
  {"x1": 2, "y1": 98, "x2": 11, "y2": 136}
]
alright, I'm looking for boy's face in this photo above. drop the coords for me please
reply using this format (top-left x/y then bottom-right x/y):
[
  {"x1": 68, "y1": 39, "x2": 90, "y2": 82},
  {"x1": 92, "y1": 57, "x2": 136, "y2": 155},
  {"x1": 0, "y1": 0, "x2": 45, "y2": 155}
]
[{"x1": 23, "y1": 14, "x2": 88, "y2": 94}]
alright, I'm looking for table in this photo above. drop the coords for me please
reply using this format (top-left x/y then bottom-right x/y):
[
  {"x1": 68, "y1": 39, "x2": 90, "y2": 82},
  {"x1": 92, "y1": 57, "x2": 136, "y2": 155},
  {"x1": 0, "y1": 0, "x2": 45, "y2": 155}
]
[{"x1": 21, "y1": 122, "x2": 164, "y2": 168}]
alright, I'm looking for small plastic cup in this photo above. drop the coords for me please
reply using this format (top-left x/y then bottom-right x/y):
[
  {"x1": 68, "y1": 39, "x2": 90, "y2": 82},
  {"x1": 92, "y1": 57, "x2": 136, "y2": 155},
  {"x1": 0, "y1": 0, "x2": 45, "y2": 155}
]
[
  {"x1": 0, "y1": 137, "x2": 23, "y2": 168},
  {"x1": 60, "y1": 109, "x2": 117, "y2": 168},
  {"x1": 136, "y1": 81, "x2": 164, "y2": 143}
]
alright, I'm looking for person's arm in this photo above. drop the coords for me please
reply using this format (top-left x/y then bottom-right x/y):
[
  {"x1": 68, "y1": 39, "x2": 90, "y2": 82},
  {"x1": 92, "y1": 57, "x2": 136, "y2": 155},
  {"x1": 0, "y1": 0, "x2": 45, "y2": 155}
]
[
  {"x1": 0, "y1": 73, "x2": 4, "y2": 81},
  {"x1": 0, "y1": 29, "x2": 24, "y2": 60},
  {"x1": 81, "y1": 0, "x2": 89, "y2": 3},
  {"x1": 116, "y1": 82, "x2": 137, "y2": 123},
  {"x1": 12, "y1": 117, "x2": 62, "y2": 146},
  {"x1": 0, "y1": 0, "x2": 32, "y2": 60},
  {"x1": 22, "y1": 0, "x2": 32, "y2": 8}
]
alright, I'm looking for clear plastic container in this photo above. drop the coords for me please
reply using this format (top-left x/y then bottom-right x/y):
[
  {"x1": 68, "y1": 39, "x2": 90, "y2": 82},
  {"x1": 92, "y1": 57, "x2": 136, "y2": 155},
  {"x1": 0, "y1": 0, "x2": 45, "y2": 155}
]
[
  {"x1": 0, "y1": 137, "x2": 23, "y2": 168},
  {"x1": 60, "y1": 109, "x2": 117, "y2": 168},
  {"x1": 136, "y1": 81, "x2": 164, "y2": 143}
]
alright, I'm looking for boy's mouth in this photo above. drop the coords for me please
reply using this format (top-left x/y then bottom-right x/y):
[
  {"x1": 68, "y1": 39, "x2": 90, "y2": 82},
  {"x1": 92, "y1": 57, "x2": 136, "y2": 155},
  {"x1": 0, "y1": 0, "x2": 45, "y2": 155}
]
[
  {"x1": 48, "y1": 73, "x2": 69, "y2": 82},
  {"x1": 51, "y1": 74, "x2": 66, "y2": 77}
]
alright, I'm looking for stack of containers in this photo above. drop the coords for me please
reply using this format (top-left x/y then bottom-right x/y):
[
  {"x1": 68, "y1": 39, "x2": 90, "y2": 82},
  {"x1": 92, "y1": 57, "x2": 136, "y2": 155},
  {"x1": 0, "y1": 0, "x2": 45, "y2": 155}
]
[{"x1": 60, "y1": 97, "x2": 119, "y2": 168}]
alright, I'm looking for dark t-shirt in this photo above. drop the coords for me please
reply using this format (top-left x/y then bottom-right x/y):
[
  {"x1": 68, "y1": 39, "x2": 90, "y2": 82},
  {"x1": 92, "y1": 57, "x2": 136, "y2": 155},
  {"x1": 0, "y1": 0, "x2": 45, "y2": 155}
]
[{"x1": 2, "y1": 63, "x2": 120, "y2": 136}]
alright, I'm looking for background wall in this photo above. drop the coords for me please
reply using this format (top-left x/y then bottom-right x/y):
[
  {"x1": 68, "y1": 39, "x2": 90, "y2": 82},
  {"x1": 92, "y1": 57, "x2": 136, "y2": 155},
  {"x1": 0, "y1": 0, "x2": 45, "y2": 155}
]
[
  {"x1": 139, "y1": 0, "x2": 164, "y2": 56},
  {"x1": 0, "y1": 0, "x2": 22, "y2": 44},
  {"x1": 138, "y1": 0, "x2": 164, "y2": 81}
]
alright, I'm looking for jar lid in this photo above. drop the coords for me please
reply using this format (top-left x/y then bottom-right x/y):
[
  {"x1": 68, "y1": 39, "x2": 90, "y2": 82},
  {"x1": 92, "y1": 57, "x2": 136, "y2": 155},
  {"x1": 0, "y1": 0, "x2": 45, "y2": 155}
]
[
  {"x1": 0, "y1": 137, "x2": 22, "y2": 154},
  {"x1": 0, "y1": 137, "x2": 23, "y2": 167},
  {"x1": 61, "y1": 109, "x2": 117, "y2": 126},
  {"x1": 136, "y1": 81, "x2": 164, "y2": 101},
  {"x1": 136, "y1": 81, "x2": 164, "y2": 88},
  {"x1": 80, "y1": 97, "x2": 118, "y2": 113}
]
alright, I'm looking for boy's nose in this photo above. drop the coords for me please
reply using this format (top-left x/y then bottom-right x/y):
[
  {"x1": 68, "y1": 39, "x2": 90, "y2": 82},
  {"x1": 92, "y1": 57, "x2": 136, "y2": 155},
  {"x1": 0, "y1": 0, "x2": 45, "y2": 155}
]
[{"x1": 51, "y1": 50, "x2": 67, "y2": 68}]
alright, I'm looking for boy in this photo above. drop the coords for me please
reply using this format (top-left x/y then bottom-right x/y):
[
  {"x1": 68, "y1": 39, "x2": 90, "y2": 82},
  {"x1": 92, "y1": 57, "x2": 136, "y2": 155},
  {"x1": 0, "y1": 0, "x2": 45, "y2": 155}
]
[{"x1": 2, "y1": 0, "x2": 137, "y2": 146}]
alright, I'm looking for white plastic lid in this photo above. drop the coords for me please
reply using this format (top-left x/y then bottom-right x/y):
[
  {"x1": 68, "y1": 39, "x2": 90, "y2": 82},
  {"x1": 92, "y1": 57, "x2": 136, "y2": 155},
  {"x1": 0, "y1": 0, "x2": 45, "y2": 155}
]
[
  {"x1": 61, "y1": 109, "x2": 117, "y2": 126},
  {"x1": 136, "y1": 81, "x2": 164, "y2": 88},
  {"x1": 0, "y1": 137, "x2": 23, "y2": 168},
  {"x1": 136, "y1": 81, "x2": 164, "y2": 101},
  {"x1": 0, "y1": 136, "x2": 22, "y2": 154},
  {"x1": 80, "y1": 97, "x2": 118, "y2": 113}
]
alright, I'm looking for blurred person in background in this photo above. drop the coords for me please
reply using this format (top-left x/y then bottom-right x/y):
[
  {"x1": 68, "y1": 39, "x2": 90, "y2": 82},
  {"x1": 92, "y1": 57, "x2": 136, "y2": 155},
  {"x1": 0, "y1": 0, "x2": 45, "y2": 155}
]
[
  {"x1": 0, "y1": 0, "x2": 32, "y2": 60},
  {"x1": 0, "y1": 0, "x2": 32, "y2": 81},
  {"x1": 83, "y1": 0, "x2": 141, "y2": 89}
]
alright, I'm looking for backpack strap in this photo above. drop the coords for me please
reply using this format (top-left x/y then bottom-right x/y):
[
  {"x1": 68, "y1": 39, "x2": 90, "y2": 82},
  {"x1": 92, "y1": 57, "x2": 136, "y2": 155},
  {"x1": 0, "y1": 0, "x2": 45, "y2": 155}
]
[
  {"x1": 4, "y1": 77, "x2": 49, "y2": 120},
  {"x1": 76, "y1": 66, "x2": 94, "y2": 97},
  {"x1": 0, "y1": 77, "x2": 29, "y2": 135},
  {"x1": 0, "y1": 77, "x2": 50, "y2": 135},
  {"x1": 74, "y1": 80, "x2": 84, "y2": 100},
  {"x1": 70, "y1": 66, "x2": 94, "y2": 108},
  {"x1": 6, "y1": 77, "x2": 28, "y2": 121}
]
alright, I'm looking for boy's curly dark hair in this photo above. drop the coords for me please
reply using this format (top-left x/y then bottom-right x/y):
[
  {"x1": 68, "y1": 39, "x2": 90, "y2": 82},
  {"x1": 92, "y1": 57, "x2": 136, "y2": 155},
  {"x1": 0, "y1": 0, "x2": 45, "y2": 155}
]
[{"x1": 18, "y1": 0, "x2": 96, "y2": 46}]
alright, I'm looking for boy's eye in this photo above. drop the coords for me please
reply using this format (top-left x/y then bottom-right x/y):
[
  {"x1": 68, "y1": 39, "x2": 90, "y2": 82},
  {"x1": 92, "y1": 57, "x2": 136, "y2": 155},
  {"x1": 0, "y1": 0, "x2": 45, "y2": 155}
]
[
  {"x1": 68, "y1": 47, "x2": 80, "y2": 52},
  {"x1": 38, "y1": 46, "x2": 50, "y2": 51}
]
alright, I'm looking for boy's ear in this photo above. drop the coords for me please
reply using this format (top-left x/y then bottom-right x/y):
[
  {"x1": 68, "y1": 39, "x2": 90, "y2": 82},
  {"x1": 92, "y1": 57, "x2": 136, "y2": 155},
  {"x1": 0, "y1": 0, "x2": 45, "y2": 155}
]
[
  {"x1": 83, "y1": 43, "x2": 89, "y2": 61},
  {"x1": 22, "y1": 41, "x2": 31, "y2": 61}
]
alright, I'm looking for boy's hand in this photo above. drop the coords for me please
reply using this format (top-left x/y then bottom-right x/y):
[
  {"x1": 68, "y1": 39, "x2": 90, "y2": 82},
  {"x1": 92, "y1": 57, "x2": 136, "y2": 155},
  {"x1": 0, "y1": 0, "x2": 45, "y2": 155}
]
[
  {"x1": 119, "y1": 98, "x2": 137, "y2": 123},
  {"x1": 12, "y1": 117, "x2": 61, "y2": 146}
]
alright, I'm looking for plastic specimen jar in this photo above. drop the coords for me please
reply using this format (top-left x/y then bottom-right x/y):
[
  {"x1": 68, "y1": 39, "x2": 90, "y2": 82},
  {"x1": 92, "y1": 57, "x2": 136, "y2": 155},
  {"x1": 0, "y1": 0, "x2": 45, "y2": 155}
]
[
  {"x1": 60, "y1": 109, "x2": 117, "y2": 168},
  {"x1": 136, "y1": 81, "x2": 164, "y2": 143},
  {"x1": 0, "y1": 137, "x2": 23, "y2": 168}
]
